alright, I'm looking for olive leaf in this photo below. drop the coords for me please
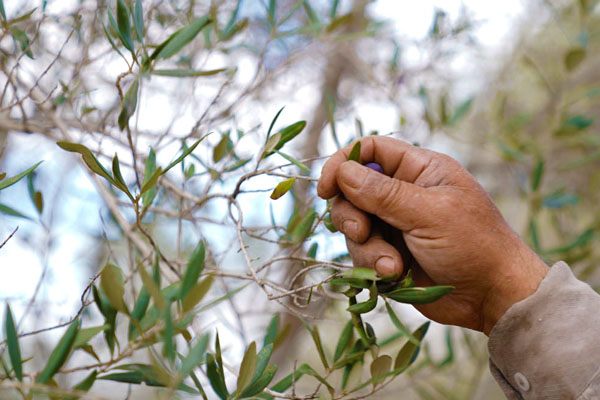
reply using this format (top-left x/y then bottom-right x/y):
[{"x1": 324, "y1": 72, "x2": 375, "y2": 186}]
[
  {"x1": 4, "y1": 304, "x2": 22, "y2": 381},
  {"x1": 116, "y1": 0, "x2": 134, "y2": 52},
  {"x1": 348, "y1": 141, "x2": 361, "y2": 162},
  {"x1": 37, "y1": 319, "x2": 80, "y2": 383},
  {"x1": 100, "y1": 263, "x2": 128, "y2": 314},
  {"x1": 150, "y1": 16, "x2": 211, "y2": 60},
  {"x1": 270, "y1": 177, "x2": 295, "y2": 200},
  {"x1": 386, "y1": 285, "x2": 454, "y2": 304},
  {"x1": 236, "y1": 341, "x2": 257, "y2": 395}
]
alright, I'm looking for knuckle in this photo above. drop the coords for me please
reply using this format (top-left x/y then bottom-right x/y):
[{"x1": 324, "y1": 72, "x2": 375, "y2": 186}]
[{"x1": 375, "y1": 178, "x2": 405, "y2": 210}]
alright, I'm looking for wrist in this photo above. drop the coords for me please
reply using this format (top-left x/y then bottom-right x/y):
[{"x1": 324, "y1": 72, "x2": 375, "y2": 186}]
[{"x1": 482, "y1": 247, "x2": 549, "y2": 335}]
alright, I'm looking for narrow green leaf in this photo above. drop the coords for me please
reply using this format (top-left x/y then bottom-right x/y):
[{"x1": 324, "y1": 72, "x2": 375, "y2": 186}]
[
  {"x1": 72, "y1": 370, "x2": 97, "y2": 392},
  {"x1": 163, "y1": 137, "x2": 207, "y2": 174},
  {"x1": 310, "y1": 325, "x2": 329, "y2": 370},
  {"x1": 543, "y1": 191, "x2": 579, "y2": 209},
  {"x1": 387, "y1": 286, "x2": 454, "y2": 305},
  {"x1": 270, "y1": 177, "x2": 295, "y2": 200},
  {"x1": 333, "y1": 320, "x2": 354, "y2": 362},
  {"x1": 531, "y1": 158, "x2": 544, "y2": 191},
  {"x1": 241, "y1": 364, "x2": 277, "y2": 397},
  {"x1": 288, "y1": 209, "x2": 317, "y2": 243},
  {"x1": 92, "y1": 286, "x2": 117, "y2": 354},
  {"x1": 151, "y1": 16, "x2": 211, "y2": 60},
  {"x1": 347, "y1": 298, "x2": 377, "y2": 314},
  {"x1": 206, "y1": 353, "x2": 228, "y2": 399},
  {"x1": 99, "y1": 371, "x2": 155, "y2": 385},
  {"x1": 324, "y1": 213, "x2": 337, "y2": 232},
  {"x1": 384, "y1": 302, "x2": 419, "y2": 346},
  {"x1": 565, "y1": 47, "x2": 586, "y2": 71},
  {"x1": 180, "y1": 240, "x2": 205, "y2": 299},
  {"x1": 73, "y1": 325, "x2": 109, "y2": 349},
  {"x1": 224, "y1": 157, "x2": 252, "y2": 172},
  {"x1": 449, "y1": 98, "x2": 473, "y2": 126},
  {"x1": 267, "y1": 0, "x2": 276, "y2": 26},
  {"x1": 274, "y1": 121, "x2": 306, "y2": 152},
  {"x1": 111, "y1": 153, "x2": 130, "y2": 194},
  {"x1": 37, "y1": 319, "x2": 80, "y2": 383},
  {"x1": 182, "y1": 275, "x2": 214, "y2": 313},
  {"x1": 99, "y1": 366, "x2": 198, "y2": 393},
  {"x1": 142, "y1": 148, "x2": 158, "y2": 209},
  {"x1": 237, "y1": 341, "x2": 258, "y2": 394},
  {"x1": 348, "y1": 141, "x2": 361, "y2": 162},
  {"x1": 262, "y1": 132, "x2": 282, "y2": 158},
  {"x1": 118, "y1": 77, "x2": 139, "y2": 130},
  {"x1": 10, "y1": 27, "x2": 33, "y2": 58},
  {"x1": 4, "y1": 304, "x2": 22, "y2": 381},
  {"x1": 179, "y1": 334, "x2": 210, "y2": 378},
  {"x1": 330, "y1": 0, "x2": 339, "y2": 17},
  {"x1": 251, "y1": 343, "x2": 274, "y2": 386},
  {"x1": 102, "y1": 16, "x2": 126, "y2": 60},
  {"x1": 257, "y1": 368, "x2": 304, "y2": 399},
  {"x1": 267, "y1": 107, "x2": 285, "y2": 140},
  {"x1": 140, "y1": 166, "x2": 162, "y2": 195},
  {"x1": 116, "y1": 0, "x2": 134, "y2": 52},
  {"x1": 0, "y1": 203, "x2": 31, "y2": 220},
  {"x1": 33, "y1": 192, "x2": 43, "y2": 214},
  {"x1": 546, "y1": 228, "x2": 594, "y2": 254},
  {"x1": 163, "y1": 304, "x2": 175, "y2": 362},
  {"x1": 189, "y1": 370, "x2": 209, "y2": 399},
  {"x1": 297, "y1": 364, "x2": 334, "y2": 396},
  {"x1": 134, "y1": 0, "x2": 144, "y2": 42},
  {"x1": 215, "y1": 333, "x2": 225, "y2": 381},
  {"x1": 394, "y1": 321, "x2": 430, "y2": 370},
  {"x1": 100, "y1": 264, "x2": 128, "y2": 314},
  {"x1": 128, "y1": 287, "x2": 150, "y2": 340},
  {"x1": 0, "y1": 0, "x2": 6, "y2": 21},
  {"x1": 560, "y1": 115, "x2": 595, "y2": 132},
  {"x1": 276, "y1": 151, "x2": 311, "y2": 172},
  {"x1": 0, "y1": 161, "x2": 43, "y2": 191},
  {"x1": 342, "y1": 267, "x2": 378, "y2": 281},
  {"x1": 263, "y1": 314, "x2": 279, "y2": 347},
  {"x1": 57, "y1": 142, "x2": 118, "y2": 186},
  {"x1": 302, "y1": 0, "x2": 320, "y2": 24},
  {"x1": 370, "y1": 355, "x2": 392, "y2": 384},
  {"x1": 213, "y1": 134, "x2": 232, "y2": 163},
  {"x1": 151, "y1": 68, "x2": 227, "y2": 77},
  {"x1": 196, "y1": 283, "x2": 250, "y2": 313},
  {"x1": 219, "y1": 0, "x2": 242, "y2": 41},
  {"x1": 139, "y1": 264, "x2": 166, "y2": 311}
]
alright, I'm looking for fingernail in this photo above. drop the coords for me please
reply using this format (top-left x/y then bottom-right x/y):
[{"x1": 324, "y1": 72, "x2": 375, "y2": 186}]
[
  {"x1": 342, "y1": 220, "x2": 358, "y2": 239},
  {"x1": 375, "y1": 256, "x2": 396, "y2": 276},
  {"x1": 339, "y1": 161, "x2": 369, "y2": 189}
]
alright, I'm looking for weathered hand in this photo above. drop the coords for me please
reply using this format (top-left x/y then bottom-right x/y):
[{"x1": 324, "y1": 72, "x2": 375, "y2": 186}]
[{"x1": 318, "y1": 137, "x2": 548, "y2": 334}]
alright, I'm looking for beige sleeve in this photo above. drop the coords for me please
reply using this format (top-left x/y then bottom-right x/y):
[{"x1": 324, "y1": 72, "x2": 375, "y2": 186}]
[{"x1": 487, "y1": 261, "x2": 600, "y2": 399}]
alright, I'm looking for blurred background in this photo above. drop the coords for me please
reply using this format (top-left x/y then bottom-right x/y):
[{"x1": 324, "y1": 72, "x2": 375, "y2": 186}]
[{"x1": 0, "y1": 0, "x2": 599, "y2": 398}]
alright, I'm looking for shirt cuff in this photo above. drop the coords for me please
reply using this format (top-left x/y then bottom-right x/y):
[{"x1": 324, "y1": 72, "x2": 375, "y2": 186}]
[{"x1": 488, "y1": 261, "x2": 600, "y2": 399}]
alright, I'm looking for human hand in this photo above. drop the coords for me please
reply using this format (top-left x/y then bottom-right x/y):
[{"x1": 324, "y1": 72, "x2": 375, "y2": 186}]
[{"x1": 318, "y1": 137, "x2": 548, "y2": 335}]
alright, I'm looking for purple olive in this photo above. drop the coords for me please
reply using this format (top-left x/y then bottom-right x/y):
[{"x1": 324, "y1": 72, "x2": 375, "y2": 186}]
[{"x1": 364, "y1": 162, "x2": 384, "y2": 174}]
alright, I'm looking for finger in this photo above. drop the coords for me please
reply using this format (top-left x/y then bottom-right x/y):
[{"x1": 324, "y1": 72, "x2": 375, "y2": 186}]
[
  {"x1": 317, "y1": 137, "x2": 454, "y2": 200},
  {"x1": 336, "y1": 161, "x2": 432, "y2": 231},
  {"x1": 330, "y1": 195, "x2": 371, "y2": 243},
  {"x1": 346, "y1": 233, "x2": 404, "y2": 277}
]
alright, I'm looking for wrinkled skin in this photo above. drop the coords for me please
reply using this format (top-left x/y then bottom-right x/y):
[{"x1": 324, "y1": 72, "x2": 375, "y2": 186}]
[{"x1": 318, "y1": 137, "x2": 548, "y2": 335}]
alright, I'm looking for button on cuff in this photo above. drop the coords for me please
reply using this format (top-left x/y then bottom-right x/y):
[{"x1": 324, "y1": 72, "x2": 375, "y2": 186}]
[{"x1": 514, "y1": 372, "x2": 530, "y2": 392}]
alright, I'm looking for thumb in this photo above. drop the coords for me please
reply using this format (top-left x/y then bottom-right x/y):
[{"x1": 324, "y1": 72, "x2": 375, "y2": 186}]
[{"x1": 336, "y1": 161, "x2": 429, "y2": 231}]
